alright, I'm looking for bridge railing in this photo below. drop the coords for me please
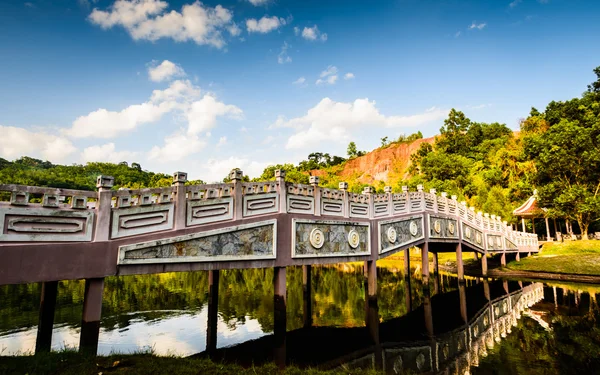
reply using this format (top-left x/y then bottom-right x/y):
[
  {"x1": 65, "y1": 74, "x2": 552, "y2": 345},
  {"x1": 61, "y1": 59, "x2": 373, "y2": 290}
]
[{"x1": 0, "y1": 169, "x2": 539, "y2": 250}]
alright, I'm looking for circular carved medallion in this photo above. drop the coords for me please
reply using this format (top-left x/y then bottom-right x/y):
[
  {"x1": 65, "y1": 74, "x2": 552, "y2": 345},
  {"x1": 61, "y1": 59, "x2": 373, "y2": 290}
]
[
  {"x1": 503, "y1": 301, "x2": 508, "y2": 313},
  {"x1": 393, "y1": 356, "x2": 403, "y2": 374},
  {"x1": 348, "y1": 229, "x2": 360, "y2": 249},
  {"x1": 387, "y1": 227, "x2": 397, "y2": 243},
  {"x1": 476, "y1": 232, "x2": 482, "y2": 245},
  {"x1": 309, "y1": 228, "x2": 325, "y2": 249},
  {"x1": 410, "y1": 221, "x2": 419, "y2": 236},
  {"x1": 433, "y1": 219, "x2": 441, "y2": 234},
  {"x1": 448, "y1": 221, "x2": 455, "y2": 235},
  {"x1": 416, "y1": 353, "x2": 425, "y2": 371},
  {"x1": 483, "y1": 315, "x2": 489, "y2": 326},
  {"x1": 496, "y1": 237, "x2": 502, "y2": 247},
  {"x1": 465, "y1": 226, "x2": 472, "y2": 239},
  {"x1": 473, "y1": 325, "x2": 479, "y2": 337}
]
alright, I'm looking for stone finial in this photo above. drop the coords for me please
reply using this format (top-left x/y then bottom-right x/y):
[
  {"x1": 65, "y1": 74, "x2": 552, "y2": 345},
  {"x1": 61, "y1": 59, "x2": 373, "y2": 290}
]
[
  {"x1": 363, "y1": 186, "x2": 374, "y2": 194},
  {"x1": 384, "y1": 186, "x2": 392, "y2": 193},
  {"x1": 417, "y1": 184, "x2": 423, "y2": 192},
  {"x1": 477, "y1": 211, "x2": 483, "y2": 216},
  {"x1": 451, "y1": 195, "x2": 457, "y2": 201},
  {"x1": 497, "y1": 216, "x2": 502, "y2": 221},
  {"x1": 172, "y1": 172, "x2": 188, "y2": 184},
  {"x1": 491, "y1": 215, "x2": 496, "y2": 220},
  {"x1": 470, "y1": 206, "x2": 476, "y2": 212},
  {"x1": 460, "y1": 201, "x2": 467, "y2": 206},
  {"x1": 484, "y1": 213, "x2": 490, "y2": 218},
  {"x1": 429, "y1": 188, "x2": 436, "y2": 195},
  {"x1": 96, "y1": 175, "x2": 115, "y2": 189},
  {"x1": 441, "y1": 192, "x2": 447, "y2": 198},
  {"x1": 229, "y1": 169, "x2": 243, "y2": 181},
  {"x1": 309, "y1": 176, "x2": 320, "y2": 185},
  {"x1": 503, "y1": 220, "x2": 508, "y2": 225},
  {"x1": 401, "y1": 186, "x2": 408, "y2": 193},
  {"x1": 339, "y1": 182, "x2": 348, "y2": 191},
  {"x1": 275, "y1": 169, "x2": 286, "y2": 179}
]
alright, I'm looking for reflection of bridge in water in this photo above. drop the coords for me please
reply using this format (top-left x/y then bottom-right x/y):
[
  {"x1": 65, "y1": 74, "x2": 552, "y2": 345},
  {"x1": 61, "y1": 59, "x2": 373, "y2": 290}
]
[
  {"x1": 203, "y1": 279, "x2": 544, "y2": 373},
  {"x1": 0, "y1": 169, "x2": 539, "y2": 359}
]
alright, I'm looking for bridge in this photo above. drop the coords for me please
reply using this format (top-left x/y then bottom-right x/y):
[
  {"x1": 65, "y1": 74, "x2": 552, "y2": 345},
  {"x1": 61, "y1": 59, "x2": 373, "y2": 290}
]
[{"x1": 0, "y1": 169, "x2": 538, "y2": 359}]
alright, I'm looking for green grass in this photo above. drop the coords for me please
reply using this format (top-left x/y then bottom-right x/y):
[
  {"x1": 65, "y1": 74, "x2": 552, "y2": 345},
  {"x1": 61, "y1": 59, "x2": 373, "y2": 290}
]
[
  {"x1": 505, "y1": 240, "x2": 600, "y2": 275},
  {"x1": 0, "y1": 350, "x2": 385, "y2": 375}
]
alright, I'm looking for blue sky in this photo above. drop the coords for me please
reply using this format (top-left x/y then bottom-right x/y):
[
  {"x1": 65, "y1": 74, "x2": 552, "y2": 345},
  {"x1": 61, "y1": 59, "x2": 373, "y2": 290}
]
[{"x1": 1, "y1": 0, "x2": 599, "y2": 181}]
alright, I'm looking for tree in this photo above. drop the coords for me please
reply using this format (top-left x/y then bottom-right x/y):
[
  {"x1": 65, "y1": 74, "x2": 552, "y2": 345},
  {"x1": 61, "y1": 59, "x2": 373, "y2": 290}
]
[
  {"x1": 380, "y1": 137, "x2": 389, "y2": 147},
  {"x1": 347, "y1": 142, "x2": 358, "y2": 158},
  {"x1": 587, "y1": 65, "x2": 600, "y2": 93}
]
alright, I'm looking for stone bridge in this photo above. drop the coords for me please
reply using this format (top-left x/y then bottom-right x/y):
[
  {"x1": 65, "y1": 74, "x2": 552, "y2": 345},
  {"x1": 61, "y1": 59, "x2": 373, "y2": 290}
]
[{"x1": 0, "y1": 169, "x2": 538, "y2": 358}]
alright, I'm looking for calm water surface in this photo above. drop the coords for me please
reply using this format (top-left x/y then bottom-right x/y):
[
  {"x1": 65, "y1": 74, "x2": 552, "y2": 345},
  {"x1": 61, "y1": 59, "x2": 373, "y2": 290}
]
[{"x1": 1, "y1": 263, "x2": 599, "y2": 374}]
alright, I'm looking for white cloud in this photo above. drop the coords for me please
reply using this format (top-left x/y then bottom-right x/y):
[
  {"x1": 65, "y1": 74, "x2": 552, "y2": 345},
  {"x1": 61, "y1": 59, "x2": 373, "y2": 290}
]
[
  {"x1": 202, "y1": 156, "x2": 268, "y2": 181},
  {"x1": 454, "y1": 31, "x2": 462, "y2": 38},
  {"x1": 292, "y1": 77, "x2": 306, "y2": 85},
  {"x1": 344, "y1": 72, "x2": 355, "y2": 80},
  {"x1": 89, "y1": 0, "x2": 235, "y2": 48},
  {"x1": 293, "y1": 26, "x2": 300, "y2": 35},
  {"x1": 81, "y1": 143, "x2": 138, "y2": 163},
  {"x1": 247, "y1": 0, "x2": 269, "y2": 5},
  {"x1": 68, "y1": 79, "x2": 241, "y2": 140},
  {"x1": 148, "y1": 132, "x2": 206, "y2": 162},
  {"x1": 509, "y1": 0, "x2": 522, "y2": 8},
  {"x1": 217, "y1": 136, "x2": 227, "y2": 147},
  {"x1": 147, "y1": 60, "x2": 186, "y2": 82},
  {"x1": 277, "y1": 41, "x2": 292, "y2": 64},
  {"x1": 315, "y1": 65, "x2": 338, "y2": 85},
  {"x1": 240, "y1": 126, "x2": 248, "y2": 132},
  {"x1": 246, "y1": 15, "x2": 286, "y2": 33},
  {"x1": 227, "y1": 23, "x2": 241, "y2": 36},
  {"x1": 466, "y1": 103, "x2": 492, "y2": 110},
  {"x1": 0, "y1": 125, "x2": 76, "y2": 161},
  {"x1": 468, "y1": 22, "x2": 487, "y2": 30},
  {"x1": 270, "y1": 98, "x2": 448, "y2": 150},
  {"x1": 301, "y1": 25, "x2": 327, "y2": 41},
  {"x1": 262, "y1": 135, "x2": 275, "y2": 144}
]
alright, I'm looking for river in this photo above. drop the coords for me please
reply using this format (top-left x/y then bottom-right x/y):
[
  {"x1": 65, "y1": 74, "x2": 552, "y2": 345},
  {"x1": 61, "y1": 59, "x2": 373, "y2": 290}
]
[{"x1": 1, "y1": 262, "x2": 599, "y2": 374}]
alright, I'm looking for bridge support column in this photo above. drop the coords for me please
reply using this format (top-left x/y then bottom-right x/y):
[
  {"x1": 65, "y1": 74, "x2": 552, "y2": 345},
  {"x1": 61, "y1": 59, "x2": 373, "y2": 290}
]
[
  {"x1": 474, "y1": 252, "x2": 480, "y2": 261},
  {"x1": 79, "y1": 278, "x2": 104, "y2": 355},
  {"x1": 421, "y1": 243, "x2": 429, "y2": 287},
  {"x1": 516, "y1": 252, "x2": 520, "y2": 261},
  {"x1": 35, "y1": 281, "x2": 58, "y2": 354},
  {"x1": 456, "y1": 243, "x2": 464, "y2": 281},
  {"x1": 423, "y1": 287, "x2": 434, "y2": 337},
  {"x1": 403, "y1": 247, "x2": 410, "y2": 276},
  {"x1": 206, "y1": 270, "x2": 219, "y2": 355},
  {"x1": 273, "y1": 267, "x2": 287, "y2": 369},
  {"x1": 364, "y1": 260, "x2": 381, "y2": 368},
  {"x1": 432, "y1": 252, "x2": 440, "y2": 294},
  {"x1": 481, "y1": 252, "x2": 488, "y2": 277},
  {"x1": 302, "y1": 265, "x2": 312, "y2": 328},
  {"x1": 459, "y1": 282, "x2": 467, "y2": 324},
  {"x1": 403, "y1": 248, "x2": 412, "y2": 311},
  {"x1": 500, "y1": 252, "x2": 506, "y2": 266}
]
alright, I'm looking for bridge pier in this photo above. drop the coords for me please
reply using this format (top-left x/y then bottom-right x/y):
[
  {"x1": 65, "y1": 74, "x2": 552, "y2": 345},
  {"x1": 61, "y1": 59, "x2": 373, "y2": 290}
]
[
  {"x1": 79, "y1": 278, "x2": 104, "y2": 355},
  {"x1": 35, "y1": 280, "x2": 58, "y2": 354},
  {"x1": 273, "y1": 266, "x2": 287, "y2": 368},
  {"x1": 206, "y1": 270, "x2": 219, "y2": 355},
  {"x1": 500, "y1": 252, "x2": 506, "y2": 266},
  {"x1": 481, "y1": 252, "x2": 488, "y2": 277},
  {"x1": 302, "y1": 265, "x2": 312, "y2": 328},
  {"x1": 364, "y1": 260, "x2": 382, "y2": 369},
  {"x1": 421, "y1": 243, "x2": 429, "y2": 288},
  {"x1": 516, "y1": 252, "x2": 521, "y2": 261},
  {"x1": 403, "y1": 248, "x2": 412, "y2": 311},
  {"x1": 459, "y1": 282, "x2": 467, "y2": 324},
  {"x1": 456, "y1": 243, "x2": 464, "y2": 281},
  {"x1": 432, "y1": 252, "x2": 440, "y2": 294}
]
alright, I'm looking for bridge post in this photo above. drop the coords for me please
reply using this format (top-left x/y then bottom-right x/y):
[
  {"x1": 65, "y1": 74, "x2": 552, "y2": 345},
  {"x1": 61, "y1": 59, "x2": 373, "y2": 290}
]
[
  {"x1": 516, "y1": 252, "x2": 520, "y2": 261},
  {"x1": 339, "y1": 182, "x2": 349, "y2": 218},
  {"x1": 403, "y1": 248, "x2": 412, "y2": 311},
  {"x1": 79, "y1": 277, "x2": 104, "y2": 355},
  {"x1": 421, "y1": 243, "x2": 429, "y2": 287},
  {"x1": 35, "y1": 280, "x2": 58, "y2": 354},
  {"x1": 456, "y1": 243, "x2": 464, "y2": 281},
  {"x1": 273, "y1": 267, "x2": 287, "y2": 368},
  {"x1": 432, "y1": 252, "x2": 440, "y2": 294},
  {"x1": 310, "y1": 177, "x2": 320, "y2": 216},
  {"x1": 423, "y1": 287, "x2": 434, "y2": 337},
  {"x1": 500, "y1": 251, "x2": 506, "y2": 266},
  {"x1": 459, "y1": 282, "x2": 467, "y2": 324},
  {"x1": 364, "y1": 260, "x2": 382, "y2": 369},
  {"x1": 302, "y1": 265, "x2": 312, "y2": 328},
  {"x1": 94, "y1": 176, "x2": 114, "y2": 241},
  {"x1": 206, "y1": 270, "x2": 219, "y2": 355},
  {"x1": 231, "y1": 169, "x2": 244, "y2": 220},
  {"x1": 481, "y1": 252, "x2": 488, "y2": 277},
  {"x1": 172, "y1": 172, "x2": 188, "y2": 230},
  {"x1": 276, "y1": 170, "x2": 287, "y2": 213}
]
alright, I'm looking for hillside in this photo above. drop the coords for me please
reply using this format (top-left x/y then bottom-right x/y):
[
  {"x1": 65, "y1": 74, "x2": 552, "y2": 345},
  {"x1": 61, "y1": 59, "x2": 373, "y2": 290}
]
[{"x1": 313, "y1": 136, "x2": 435, "y2": 186}]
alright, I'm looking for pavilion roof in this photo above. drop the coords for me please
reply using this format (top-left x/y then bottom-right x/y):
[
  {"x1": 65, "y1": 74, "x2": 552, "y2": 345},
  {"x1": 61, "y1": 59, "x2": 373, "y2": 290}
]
[{"x1": 513, "y1": 191, "x2": 545, "y2": 217}]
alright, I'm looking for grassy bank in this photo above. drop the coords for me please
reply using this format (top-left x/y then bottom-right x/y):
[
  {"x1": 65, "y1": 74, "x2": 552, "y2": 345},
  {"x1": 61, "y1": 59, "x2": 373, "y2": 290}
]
[
  {"x1": 504, "y1": 240, "x2": 600, "y2": 275},
  {"x1": 0, "y1": 351, "x2": 382, "y2": 375}
]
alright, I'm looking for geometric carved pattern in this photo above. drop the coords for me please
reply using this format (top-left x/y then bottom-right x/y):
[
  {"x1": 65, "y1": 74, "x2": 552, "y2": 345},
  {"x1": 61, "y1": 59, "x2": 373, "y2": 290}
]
[
  {"x1": 462, "y1": 222, "x2": 484, "y2": 250},
  {"x1": 373, "y1": 202, "x2": 389, "y2": 217},
  {"x1": 378, "y1": 216, "x2": 425, "y2": 255},
  {"x1": 187, "y1": 198, "x2": 233, "y2": 226},
  {"x1": 292, "y1": 219, "x2": 370, "y2": 258},
  {"x1": 428, "y1": 215, "x2": 459, "y2": 239},
  {"x1": 0, "y1": 206, "x2": 94, "y2": 242},
  {"x1": 243, "y1": 193, "x2": 279, "y2": 217},
  {"x1": 117, "y1": 220, "x2": 277, "y2": 265},
  {"x1": 321, "y1": 199, "x2": 344, "y2": 217},
  {"x1": 349, "y1": 202, "x2": 369, "y2": 218},
  {"x1": 287, "y1": 195, "x2": 314, "y2": 214},
  {"x1": 111, "y1": 203, "x2": 174, "y2": 239}
]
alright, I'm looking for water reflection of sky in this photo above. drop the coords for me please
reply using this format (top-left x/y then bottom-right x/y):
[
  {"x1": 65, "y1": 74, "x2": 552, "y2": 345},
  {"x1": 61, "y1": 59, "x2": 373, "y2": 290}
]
[{"x1": 0, "y1": 306, "x2": 265, "y2": 356}]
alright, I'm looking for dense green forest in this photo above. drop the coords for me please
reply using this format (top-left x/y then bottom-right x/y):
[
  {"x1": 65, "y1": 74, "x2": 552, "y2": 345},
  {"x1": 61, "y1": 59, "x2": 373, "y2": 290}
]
[{"x1": 1, "y1": 67, "x2": 598, "y2": 235}]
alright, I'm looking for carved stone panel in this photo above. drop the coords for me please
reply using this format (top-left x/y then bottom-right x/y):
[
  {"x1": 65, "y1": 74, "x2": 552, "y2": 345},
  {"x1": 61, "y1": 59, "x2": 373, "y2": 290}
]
[
  {"x1": 462, "y1": 222, "x2": 484, "y2": 250},
  {"x1": 428, "y1": 215, "x2": 459, "y2": 239},
  {"x1": 349, "y1": 202, "x2": 369, "y2": 219},
  {"x1": 287, "y1": 195, "x2": 314, "y2": 215},
  {"x1": 378, "y1": 216, "x2": 424, "y2": 254},
  {"x1": 118, "y1": 220, "x2": 277, "y2": 265},
  {"x1": 383, "y1": 346, "x2": 433, "y2": 374},
  {"x1": 0, "y1": 206, "x2": 94, "y2": 242},
  {"x1": 373, "y1": 202, "x2": 389, "y2": 217},
  {"x1": 292, "y1": 219, "x2": 370, "y2": 258},
  {"x1": 486, "y1": 234, "x2": 503, "y2": 251},
  {"x1": 243, "y1": 193, "x2": 279, "y2": 217},
  {"x1": 321, "y1": 198, "x2": 344, "y2": 217},
  {"x1": 187, "y1": 198, "x2": 233, "y2": 226},
  {"x1": 111, "y1": 203, "x2": 174, "y2": 239}
]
